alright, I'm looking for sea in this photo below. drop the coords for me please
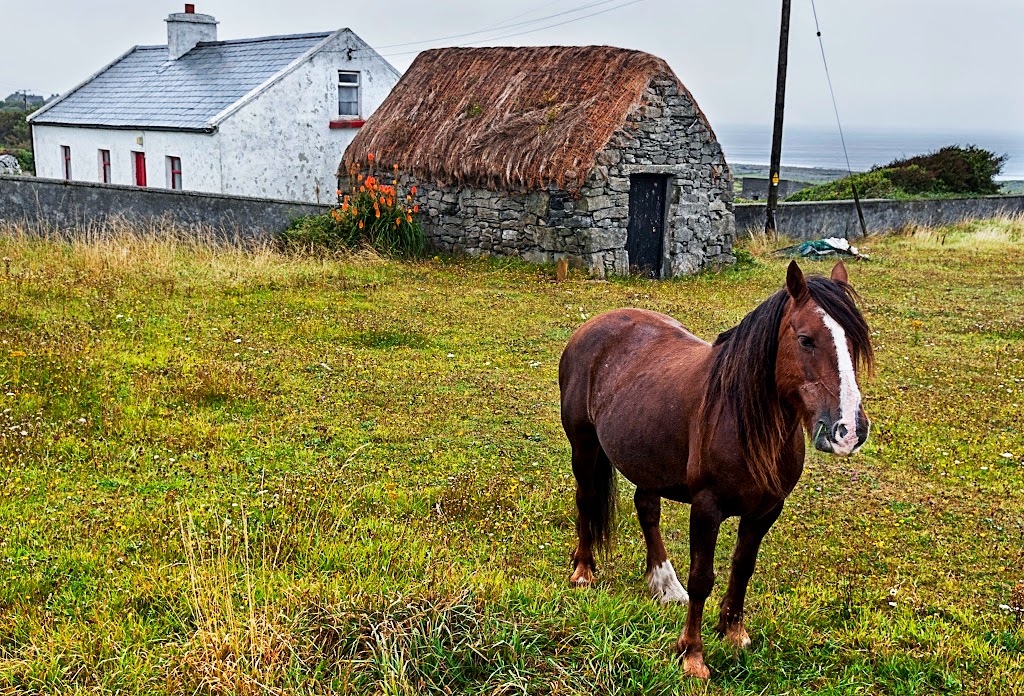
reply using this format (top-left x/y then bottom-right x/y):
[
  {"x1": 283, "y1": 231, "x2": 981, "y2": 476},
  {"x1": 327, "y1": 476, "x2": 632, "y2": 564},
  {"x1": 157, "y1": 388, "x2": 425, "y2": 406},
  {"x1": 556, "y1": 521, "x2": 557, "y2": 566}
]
[{"x1": 714, "y1": 124, "x2": 1024, "y2": 180}]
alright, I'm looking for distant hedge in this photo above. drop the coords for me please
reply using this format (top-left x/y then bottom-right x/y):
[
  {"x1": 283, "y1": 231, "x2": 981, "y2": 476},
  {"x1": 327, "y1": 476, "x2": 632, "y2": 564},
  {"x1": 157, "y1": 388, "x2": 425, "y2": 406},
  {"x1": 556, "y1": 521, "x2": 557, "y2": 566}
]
[
  {"x1": 0, "y1": 110, "x2": 33, "y2": 174},
  {"x1": 787, "y1": 145, "x2": 1007, "y2": 202}
]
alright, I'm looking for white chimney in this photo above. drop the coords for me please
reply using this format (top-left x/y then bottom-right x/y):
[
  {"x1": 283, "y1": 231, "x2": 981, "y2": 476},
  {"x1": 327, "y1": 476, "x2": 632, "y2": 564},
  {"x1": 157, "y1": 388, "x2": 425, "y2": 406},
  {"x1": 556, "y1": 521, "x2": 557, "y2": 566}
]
[{"x1": 165, "y1": 4, "x2": 218, "y2": 60}]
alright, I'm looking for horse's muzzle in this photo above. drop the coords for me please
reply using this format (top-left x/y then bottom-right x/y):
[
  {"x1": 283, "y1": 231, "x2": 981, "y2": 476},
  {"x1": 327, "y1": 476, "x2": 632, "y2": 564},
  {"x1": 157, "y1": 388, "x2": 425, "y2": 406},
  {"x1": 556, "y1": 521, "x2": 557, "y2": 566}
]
[{"x1": 813, "y1": 411, "x2": 869, "y2": 455}]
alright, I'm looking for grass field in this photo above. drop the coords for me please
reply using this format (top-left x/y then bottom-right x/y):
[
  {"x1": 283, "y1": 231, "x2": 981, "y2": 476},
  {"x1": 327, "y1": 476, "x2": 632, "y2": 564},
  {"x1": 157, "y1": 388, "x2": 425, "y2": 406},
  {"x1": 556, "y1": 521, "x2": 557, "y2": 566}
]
[{"x1": 0, "y1": 217, "x2": 1022, "y2": 694}]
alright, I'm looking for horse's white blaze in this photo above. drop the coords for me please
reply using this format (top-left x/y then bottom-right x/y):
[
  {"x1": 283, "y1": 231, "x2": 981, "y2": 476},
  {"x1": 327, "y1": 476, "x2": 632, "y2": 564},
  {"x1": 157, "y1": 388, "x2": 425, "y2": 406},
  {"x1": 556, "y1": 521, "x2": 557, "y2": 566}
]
[
  {"x1": 647, "y1": 560, "x2": 689, "y2": 605},
  {"x1": 819, "y1": 308, "x2": 861, "y2": 454}
]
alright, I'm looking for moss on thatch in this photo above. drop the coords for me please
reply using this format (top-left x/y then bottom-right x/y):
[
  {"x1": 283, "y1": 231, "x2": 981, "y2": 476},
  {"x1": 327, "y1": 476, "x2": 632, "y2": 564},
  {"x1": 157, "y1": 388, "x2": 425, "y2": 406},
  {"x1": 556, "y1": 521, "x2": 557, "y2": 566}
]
[{"x1": 343, "y1": 46, "x2": 706, "y2": 193}]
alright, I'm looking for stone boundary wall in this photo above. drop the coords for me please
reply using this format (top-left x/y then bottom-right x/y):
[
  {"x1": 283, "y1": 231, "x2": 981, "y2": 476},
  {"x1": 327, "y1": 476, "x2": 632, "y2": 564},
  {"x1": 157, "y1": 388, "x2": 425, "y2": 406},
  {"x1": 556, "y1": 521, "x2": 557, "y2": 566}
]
[
  {"x1": 406, "y1": 76, "x2": 735, "y2": 277},
  {"x1": 0, "y1": 175, "x2": 330, "y2": 239},
  {"x1": 735, "y1": 196, "x2": 1024, "y2": 241}
]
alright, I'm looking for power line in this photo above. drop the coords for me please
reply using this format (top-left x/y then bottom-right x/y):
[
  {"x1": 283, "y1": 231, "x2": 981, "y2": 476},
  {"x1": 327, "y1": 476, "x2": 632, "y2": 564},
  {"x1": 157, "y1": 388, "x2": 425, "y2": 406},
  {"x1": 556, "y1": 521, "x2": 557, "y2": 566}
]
[
  {"x1": 464, "y1": 0, "x2": 649, "y2": 44},
  {"x1": 810, "y1": 0, "x2": 868, "y2": 237},
  {"x1": 810, "y1": 0, "x2": 853, "y2": 177},
  {"x1": 373, "y1": 0, "x2": 630, "y2": 51},
  {"x1": 378, "y1": 0, "x2": 649, "y2": 58},
  {"x1": 476, "y1": 0, "x2": 574, "y2": 32}
]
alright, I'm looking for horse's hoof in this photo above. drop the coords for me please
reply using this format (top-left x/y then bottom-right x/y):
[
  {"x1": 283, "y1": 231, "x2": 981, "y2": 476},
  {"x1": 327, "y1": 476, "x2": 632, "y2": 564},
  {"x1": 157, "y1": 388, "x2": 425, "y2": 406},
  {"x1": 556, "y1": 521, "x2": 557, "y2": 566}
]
[
  {"x1": 724, "y1": 624, "x2": 751, "y2": 651},
  {"x1": 646, "y1": 560, "x2": 689, "y2": 605},
  {"x1": 569, "y1": 565, "x2": 594, "y2": 588},
  {"x1": 682, "y1": 653, "x2": 711, "y2": 680}
]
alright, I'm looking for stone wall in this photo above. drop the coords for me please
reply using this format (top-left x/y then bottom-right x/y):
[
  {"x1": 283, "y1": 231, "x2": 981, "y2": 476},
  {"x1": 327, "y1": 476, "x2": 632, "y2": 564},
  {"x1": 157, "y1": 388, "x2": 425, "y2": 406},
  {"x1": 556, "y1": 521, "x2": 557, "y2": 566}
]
[
  {"x1": 734, "y1": 195, "x2": 1024, "y2": 241},
  {"x1": 395, "y1": 76, "x2": 735, "y2": 277},
  {"x1": 0, "y1": 175, "x2": 329, "y2": 239}
]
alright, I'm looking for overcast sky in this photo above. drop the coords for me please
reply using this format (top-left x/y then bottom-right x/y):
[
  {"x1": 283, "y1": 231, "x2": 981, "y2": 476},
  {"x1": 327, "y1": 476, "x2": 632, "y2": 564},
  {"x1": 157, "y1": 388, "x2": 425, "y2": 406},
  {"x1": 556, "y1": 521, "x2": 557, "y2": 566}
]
[{"x1": 2, "y1": 0, "x2": 1021, "y2": 135}]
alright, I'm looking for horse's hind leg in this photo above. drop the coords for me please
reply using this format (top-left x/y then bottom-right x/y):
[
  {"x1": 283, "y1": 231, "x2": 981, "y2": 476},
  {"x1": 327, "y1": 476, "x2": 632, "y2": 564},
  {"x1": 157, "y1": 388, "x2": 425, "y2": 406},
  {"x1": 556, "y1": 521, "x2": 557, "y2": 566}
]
[
  {"x1": 568, "y1": 428, "x2": 608, "y2": 587},
  {"x1": 715, "y1": 502, "x2": 784, "y2": 650},
  {"x1": 635, "y1": 489, "x2": 688, "y2": 604}
]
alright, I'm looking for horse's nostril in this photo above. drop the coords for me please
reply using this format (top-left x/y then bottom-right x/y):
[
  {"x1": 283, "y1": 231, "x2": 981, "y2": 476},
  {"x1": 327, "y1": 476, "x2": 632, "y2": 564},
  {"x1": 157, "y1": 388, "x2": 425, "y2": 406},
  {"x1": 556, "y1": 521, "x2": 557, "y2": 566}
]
[{"x1": 833, "y1": 422, "x2": 848, "y2": 441}]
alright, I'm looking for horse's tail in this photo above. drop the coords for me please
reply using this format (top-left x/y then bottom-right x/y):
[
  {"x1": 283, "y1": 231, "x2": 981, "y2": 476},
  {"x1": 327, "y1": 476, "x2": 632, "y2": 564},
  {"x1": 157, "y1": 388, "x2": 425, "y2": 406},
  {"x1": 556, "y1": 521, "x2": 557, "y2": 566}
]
[{"x1": 590, "y1": 446, "x2": 617, "y2": 553}]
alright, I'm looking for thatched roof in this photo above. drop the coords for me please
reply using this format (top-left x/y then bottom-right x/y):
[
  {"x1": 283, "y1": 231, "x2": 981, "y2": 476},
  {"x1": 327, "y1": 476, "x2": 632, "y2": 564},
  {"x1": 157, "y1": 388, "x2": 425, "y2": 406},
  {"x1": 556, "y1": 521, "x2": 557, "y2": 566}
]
[{"x1": 343, "y1": 46, "x2": 704, "y2": 192}]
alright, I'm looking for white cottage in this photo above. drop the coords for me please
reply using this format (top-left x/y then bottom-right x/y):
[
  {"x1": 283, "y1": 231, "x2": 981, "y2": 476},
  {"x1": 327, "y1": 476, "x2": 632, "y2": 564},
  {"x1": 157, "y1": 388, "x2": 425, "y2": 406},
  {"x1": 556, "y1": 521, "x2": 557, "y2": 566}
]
[{"x1": 27, "y1": 5, "x2": 399, "y2": 203}]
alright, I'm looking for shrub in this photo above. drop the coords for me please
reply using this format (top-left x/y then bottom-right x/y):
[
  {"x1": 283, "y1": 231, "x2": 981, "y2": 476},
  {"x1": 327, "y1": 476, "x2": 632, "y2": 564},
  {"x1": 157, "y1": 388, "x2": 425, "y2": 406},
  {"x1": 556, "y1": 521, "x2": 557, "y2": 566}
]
[
  {"x1": 0, "y1": 110, "x2": 31, "y2": 152},
  {"x1": 787, "y1": 145, "x2": 1007, "y2": 202},
  {"x1": 786, "y1": 168, "x2": 903, "y2": 202},
  {"x1": 9, "y1": 148, "x2": 33, "y2": 174},
  {"x1": 889, "y1": 145, "x2": 1006, "y2": 195},
  {"x1": 886, "y1": 164, "x2": 938, "y2": 194},
  {"x1": 280, "y1": 154, "x2": 425, "y2": 256},
  {"x1": 281, "y1": 212, "x2": 361, "y2": 251}
]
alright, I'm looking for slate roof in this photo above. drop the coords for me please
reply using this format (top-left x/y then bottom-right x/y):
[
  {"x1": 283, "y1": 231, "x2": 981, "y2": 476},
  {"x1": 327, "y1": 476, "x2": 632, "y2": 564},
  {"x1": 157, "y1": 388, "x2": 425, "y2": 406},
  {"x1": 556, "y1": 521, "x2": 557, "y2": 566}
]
[{"x1": 29, "y1": 32, "x2": 333, "y2": 131}]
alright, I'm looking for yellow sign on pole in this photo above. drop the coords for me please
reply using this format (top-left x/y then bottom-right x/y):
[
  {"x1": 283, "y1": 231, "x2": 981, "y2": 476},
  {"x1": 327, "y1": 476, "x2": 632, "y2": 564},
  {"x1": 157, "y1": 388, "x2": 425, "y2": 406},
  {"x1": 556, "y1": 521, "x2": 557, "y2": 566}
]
[{"x1": 772, "y1": 173, "x2": 780, "y2": 185}]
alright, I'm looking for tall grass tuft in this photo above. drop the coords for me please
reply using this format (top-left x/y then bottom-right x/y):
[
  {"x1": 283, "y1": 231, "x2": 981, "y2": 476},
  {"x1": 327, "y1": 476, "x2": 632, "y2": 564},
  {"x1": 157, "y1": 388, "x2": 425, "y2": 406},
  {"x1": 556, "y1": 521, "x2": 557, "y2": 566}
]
[
  {"x1": 0, "y1": 216, "x2": 391, "y2": 293},
  {"x1": 175, "y1": 507, "x2": 295, "y2": 695},
  {"x1": 892, "y1": 213, "x2": 1024, "y2": 248}
]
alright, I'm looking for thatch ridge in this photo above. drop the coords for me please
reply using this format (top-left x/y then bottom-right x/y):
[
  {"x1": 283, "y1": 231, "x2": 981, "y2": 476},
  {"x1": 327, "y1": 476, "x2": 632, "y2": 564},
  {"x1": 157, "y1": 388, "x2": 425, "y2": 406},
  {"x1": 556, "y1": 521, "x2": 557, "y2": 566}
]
[{"x1": 343, "y1": 45, "x2": 706, "y2": 193}]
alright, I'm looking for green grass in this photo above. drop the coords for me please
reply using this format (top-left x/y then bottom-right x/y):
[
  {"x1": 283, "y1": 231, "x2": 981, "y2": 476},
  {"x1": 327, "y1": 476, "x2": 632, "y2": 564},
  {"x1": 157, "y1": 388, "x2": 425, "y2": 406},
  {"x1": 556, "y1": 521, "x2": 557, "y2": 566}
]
[{"x1": 0, "y1": 218, "x2": 1022, "y2": 694}]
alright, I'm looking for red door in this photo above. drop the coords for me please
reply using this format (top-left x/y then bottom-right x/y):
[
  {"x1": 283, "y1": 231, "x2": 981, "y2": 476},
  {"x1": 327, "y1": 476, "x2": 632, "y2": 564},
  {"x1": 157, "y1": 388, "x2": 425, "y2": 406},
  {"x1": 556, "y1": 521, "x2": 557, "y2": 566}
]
[{"x1": 133, "y1": 152, "x2": 147, "y2": 187}]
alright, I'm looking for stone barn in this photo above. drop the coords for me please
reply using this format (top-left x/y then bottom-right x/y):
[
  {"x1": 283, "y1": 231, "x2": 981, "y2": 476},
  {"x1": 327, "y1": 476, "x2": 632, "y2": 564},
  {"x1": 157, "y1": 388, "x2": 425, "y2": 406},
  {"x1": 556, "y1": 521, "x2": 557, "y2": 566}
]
[{"x1": 342, "y1": 46, "x2": 735, "y2": 277}]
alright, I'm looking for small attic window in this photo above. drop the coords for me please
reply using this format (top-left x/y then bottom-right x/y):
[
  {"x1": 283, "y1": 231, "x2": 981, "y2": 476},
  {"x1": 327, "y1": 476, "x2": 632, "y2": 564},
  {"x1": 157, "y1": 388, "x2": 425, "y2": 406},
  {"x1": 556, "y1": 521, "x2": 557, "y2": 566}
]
[{"x1": 338, "y1": 71, "x2": 360, "y2": 118}]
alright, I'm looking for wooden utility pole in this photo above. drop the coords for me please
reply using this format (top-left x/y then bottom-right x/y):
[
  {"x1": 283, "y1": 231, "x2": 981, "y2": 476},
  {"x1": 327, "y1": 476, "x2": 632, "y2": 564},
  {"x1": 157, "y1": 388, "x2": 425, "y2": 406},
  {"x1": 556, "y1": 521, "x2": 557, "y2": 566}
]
[{"x1": 765, "y1": 0, "x2": 792, "y2": 237}]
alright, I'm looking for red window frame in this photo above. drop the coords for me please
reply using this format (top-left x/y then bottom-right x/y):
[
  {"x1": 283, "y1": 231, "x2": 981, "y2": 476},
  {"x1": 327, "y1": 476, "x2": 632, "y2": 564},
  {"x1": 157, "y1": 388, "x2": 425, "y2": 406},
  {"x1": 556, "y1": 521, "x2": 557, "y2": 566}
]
[
  {"x1": 99, "y1": 149, "x2": 111, "y2": 184},
  {"x1": 168, "y1": 156, "x2": 182, "y2": 190},
  {"x1": 133, "y1": 151, "x2": 147, "y2": 187},
  {"x1": 61, "y1": 145, "x2": 72, "y2": 180}
]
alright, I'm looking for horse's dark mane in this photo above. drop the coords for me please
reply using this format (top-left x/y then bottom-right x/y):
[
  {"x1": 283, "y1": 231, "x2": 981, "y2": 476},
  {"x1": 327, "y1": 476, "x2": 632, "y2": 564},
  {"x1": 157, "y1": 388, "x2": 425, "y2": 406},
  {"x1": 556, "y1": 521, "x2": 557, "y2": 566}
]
[{"x1": 701, "y1": 275, "x2": 873, "y2": 495}]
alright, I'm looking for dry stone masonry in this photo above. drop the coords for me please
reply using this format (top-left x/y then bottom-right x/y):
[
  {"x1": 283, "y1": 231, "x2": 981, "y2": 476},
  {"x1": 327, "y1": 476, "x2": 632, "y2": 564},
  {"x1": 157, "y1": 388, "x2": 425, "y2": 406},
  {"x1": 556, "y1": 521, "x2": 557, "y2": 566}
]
[
  {"x1": 343, "y1": 46, "x2": 736, "y2": 278},
  {"x1": 411, "y1": 79, "x2": 734, "y2": 277}
]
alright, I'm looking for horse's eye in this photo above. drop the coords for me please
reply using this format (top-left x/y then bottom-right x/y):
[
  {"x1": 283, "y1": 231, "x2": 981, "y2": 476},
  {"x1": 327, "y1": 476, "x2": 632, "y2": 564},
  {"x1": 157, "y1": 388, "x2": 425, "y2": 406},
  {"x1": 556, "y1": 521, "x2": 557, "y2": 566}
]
[{"x1": 798, "y1": 335, "x2": 815, "y2": 350}]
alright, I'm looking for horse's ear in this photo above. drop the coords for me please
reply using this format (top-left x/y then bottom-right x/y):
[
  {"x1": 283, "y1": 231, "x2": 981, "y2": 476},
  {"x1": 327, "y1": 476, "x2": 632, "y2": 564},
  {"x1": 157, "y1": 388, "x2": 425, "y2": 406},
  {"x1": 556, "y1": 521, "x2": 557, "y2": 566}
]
[
  {"x1": 831, "y1": 260, "x2": 849, "y2": 284},
  {"x1": 786, "y1": 260, "x2": 809, "y2": 304}
]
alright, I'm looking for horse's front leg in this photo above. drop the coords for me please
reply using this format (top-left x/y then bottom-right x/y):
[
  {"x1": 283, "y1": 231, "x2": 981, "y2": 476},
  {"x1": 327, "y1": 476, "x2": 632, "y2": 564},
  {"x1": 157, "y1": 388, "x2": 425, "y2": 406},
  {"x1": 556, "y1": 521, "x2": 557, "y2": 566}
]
[
  {"x1": 676, "y1": 491, "x2": 722, "y2": 680},
  {"x1": 635, "y1": 489, "x2": 688, "y2": 604},
  {"x1": 715, "y1": 502, "x2": 784, "y2": 650}
]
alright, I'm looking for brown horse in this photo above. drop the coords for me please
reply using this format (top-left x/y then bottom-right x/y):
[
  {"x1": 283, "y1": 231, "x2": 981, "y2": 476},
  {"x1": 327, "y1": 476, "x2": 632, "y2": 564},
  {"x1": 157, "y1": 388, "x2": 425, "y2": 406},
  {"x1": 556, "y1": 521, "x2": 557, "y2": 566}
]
[{"x1": 558, "y1": 260, "x2": 873, "y2": 679}]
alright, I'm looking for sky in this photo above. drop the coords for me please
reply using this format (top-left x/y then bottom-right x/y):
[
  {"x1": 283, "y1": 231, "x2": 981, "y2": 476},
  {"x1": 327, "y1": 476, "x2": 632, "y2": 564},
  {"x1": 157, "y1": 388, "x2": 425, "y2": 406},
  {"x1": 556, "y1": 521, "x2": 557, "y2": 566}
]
[{"x1": 2, "y1": 1, "x2": 1022, "y2": 158}]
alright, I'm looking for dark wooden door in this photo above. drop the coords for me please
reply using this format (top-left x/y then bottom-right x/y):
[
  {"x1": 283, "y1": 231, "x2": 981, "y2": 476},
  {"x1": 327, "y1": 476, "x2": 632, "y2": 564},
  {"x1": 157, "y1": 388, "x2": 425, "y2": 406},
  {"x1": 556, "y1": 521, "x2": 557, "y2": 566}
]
[{"x1": 626, "y1": 174, "x2": 668, "y2": 277}]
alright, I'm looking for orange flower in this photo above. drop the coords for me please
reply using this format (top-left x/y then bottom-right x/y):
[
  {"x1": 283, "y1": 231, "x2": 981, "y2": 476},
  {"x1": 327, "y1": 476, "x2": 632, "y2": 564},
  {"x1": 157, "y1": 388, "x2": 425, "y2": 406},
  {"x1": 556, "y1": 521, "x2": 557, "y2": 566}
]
[
  {"x1": 410, "y1": 186, "x2": 417, "y2": 195},
  {"x1": 341, "y1": 203, "x2": 349, "y2": 211},
  {"x1": 358, "y1": 220, "x2": 364, "y2": 229},
  {"x1": 368, "y1": 153, "x2": 374, "y2": 162},
  {"x1": 358, "y1": 173, "x2": 363, "y2": 181},
  {"x1": 336, "y1": 189, "x2": 341, "y2": 196},
  {"x1": 406, "y1": 194, "x2": 412, "y2": 201},
  {"x1": 406, "y1": 214, "x2": 412, "y2": 223},
  {"x1": 413, "y1": 204, "x2": 419, "y2": 213}
]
